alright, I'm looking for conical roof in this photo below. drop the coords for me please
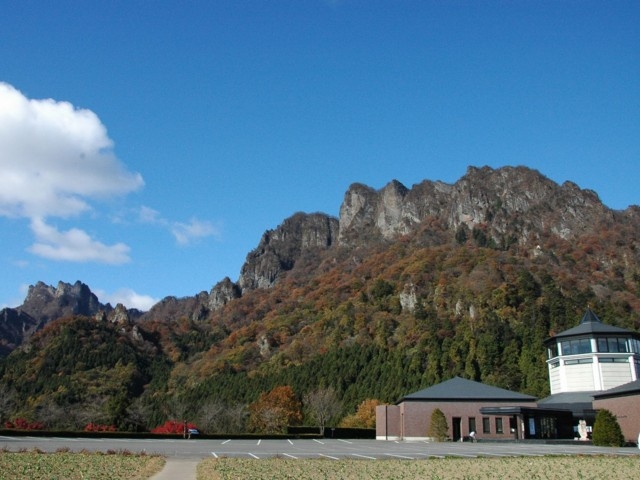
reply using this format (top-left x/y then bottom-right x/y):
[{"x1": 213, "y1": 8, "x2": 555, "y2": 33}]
[{"x1": 546, "y1": 308, "x2": 635, "y2": 342}]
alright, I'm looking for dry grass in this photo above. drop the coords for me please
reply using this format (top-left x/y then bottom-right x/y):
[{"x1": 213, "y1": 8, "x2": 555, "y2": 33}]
[
  {"x1": 0, "y1": 451, "x2": 165, "y2": 480},
  {"x1": 197, "y1": 455, "x2": 640, "y2": 480}
]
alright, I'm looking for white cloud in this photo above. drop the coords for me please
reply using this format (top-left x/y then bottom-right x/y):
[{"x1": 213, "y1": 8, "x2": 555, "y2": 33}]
[
  {"x1": 96, "y1": 287, "x2": 159, "y2": 311},
  {"x1": 0, "y1": 83, "x2": 144, "y2": 219},
  {"x1": 171, "y1": 218, "x2": 218, "y2": 245},
  {"x1": 137, "y1": 205, "x2": 219, "y2": 245},
  {"x1": 28, "y1": 217, "x2": 131, "y2": 264},
  {"x1": 0, "y1": 82, "x2": 143, "y2": 263}
]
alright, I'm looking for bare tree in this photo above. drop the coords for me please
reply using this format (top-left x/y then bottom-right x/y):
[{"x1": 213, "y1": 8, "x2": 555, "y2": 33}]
[
  {"x1": 303, "y1": 387, "x2": 342, "y2": 436},
  {"x1": 126, "y1": 397, "x2": 151, "y2": 432},
  {"x1": 197, "y1": 400, "x2": 247, "y2": 434}
]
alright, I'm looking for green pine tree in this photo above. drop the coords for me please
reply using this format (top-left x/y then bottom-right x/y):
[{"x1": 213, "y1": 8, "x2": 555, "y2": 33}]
[
  {"x1": 592, "y1": 409, "x2": 625, "y2": 447},
  {"x1": 428, "y1": 408, "x2": 449, "y2": 442}
]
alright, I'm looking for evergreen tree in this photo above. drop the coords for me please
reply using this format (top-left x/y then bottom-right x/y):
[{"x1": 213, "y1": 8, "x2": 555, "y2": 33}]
[
  {"x1": 592, "y1": 409, "x2": 625, "y2": 447},
  {"x1": 428, "y1": 408, "x2": 448, "y2": 441}
]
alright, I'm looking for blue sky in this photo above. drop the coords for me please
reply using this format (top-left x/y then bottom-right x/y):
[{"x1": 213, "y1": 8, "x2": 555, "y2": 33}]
[{"x1": 1, "y1": 1, "x2": 638, "y2": 310}]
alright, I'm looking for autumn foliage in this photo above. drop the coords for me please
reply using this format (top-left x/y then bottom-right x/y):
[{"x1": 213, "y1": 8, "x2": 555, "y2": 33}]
[
  {"x1": 151, "y1": 420, "x2": 199, "y2": 435},
  {"x1": 84, "y1": 423, "x2": 117, "y2": 432},
  {"x1": 4, "y1": 418, "x2": 44, "y2": 430},
  {"x1": 248, "y1": 385, "x2": 302, "y2": 434},
  {"x1": 339, "y1": 399, "x2": 380, "y2": 429}
]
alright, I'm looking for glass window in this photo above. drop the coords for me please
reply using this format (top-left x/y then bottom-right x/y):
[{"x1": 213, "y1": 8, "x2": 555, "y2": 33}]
[
  {"x1": 561, "y1": 339, "x2": 592, "y2": 355},
  {"x1": 548, "y1": 343, "x2": 558, "y2": 359},
  {"x1": 598, "y1": 337, "x2": 630, "y2": 353},
  {"x1": 597, "y1": 338, "x2": 608, "y2": 352},
  {"x1": 468, "y1": 417, "x2": 476, "y2": 435},
  {"x1": 564, "y1": 358, "x2": 593, "y2": 365},
  {"x1": 482, "y1": 417, "x2": 490, "y2": 434},
  {"x1": 495, "y1": 417, "x2": 503, "y2": 434}
]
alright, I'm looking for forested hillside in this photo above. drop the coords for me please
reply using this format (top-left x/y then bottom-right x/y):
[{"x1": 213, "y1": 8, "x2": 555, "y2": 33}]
[{"x1": 1, "y1": 166, "x2": 639, "y2": 433}]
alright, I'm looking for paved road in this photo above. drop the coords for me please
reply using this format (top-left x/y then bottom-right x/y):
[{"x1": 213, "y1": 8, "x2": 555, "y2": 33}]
[{"x1": 1, "y1": 436, "x2": 639, "y2": 460}]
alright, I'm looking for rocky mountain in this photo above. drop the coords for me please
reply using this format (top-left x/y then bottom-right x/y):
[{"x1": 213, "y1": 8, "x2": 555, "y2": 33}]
[
  {"x1": 200, "y1": 165, "x2": 637, "y2": 311},
  {"x1": 0, "y1": 280, "x2": 148, "y2": 356},
  {"x1": 4, "y1": 166, "x2": 638, "y2": 339}
]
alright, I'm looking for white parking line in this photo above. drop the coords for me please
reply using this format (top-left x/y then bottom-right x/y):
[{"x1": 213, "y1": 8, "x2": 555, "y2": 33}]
[
  {"x1": 249, "y1": 453, "x2": 259, "y2": 459},
  {"x1": 222, "y1": 439, "x2": 231, "y2": 444},
  {"x1": 353, "y1": 453, "x2": 377, "y2": 460},
  {"x1": 338, "y1": 439, "x2": 353, "y2": 444},
  {"x1": 313, "y1": 439, "x2": 325, "y2": 444},
  {"x1": 282, "y1": 453, "x2": 298, "y2": 459},
  {"x1": 385, "y1": 453, "x2": 414, "y2": 460},
  {"x1": 319, "y1": 453, "x2": 339, "y2": 460},
  {"x1": 211, "y1": 452, "x2": 218, "y2": 458},
  {"x1": 287, "y1": 439, "x2": 293, "y2": 445},
  {"x1": 257, "y1": 439, "x2": 261, "y2": 446}
]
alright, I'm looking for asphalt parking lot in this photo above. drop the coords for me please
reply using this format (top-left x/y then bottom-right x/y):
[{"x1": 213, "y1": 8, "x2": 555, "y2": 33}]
[{"x1": 1, "y1": 436, "x2": 639, "y2": 460}]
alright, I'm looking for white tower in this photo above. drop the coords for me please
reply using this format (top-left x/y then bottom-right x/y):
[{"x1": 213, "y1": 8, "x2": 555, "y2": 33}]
[{"x1": 545, "y1": 309, "x2": 640, "y2": 395}]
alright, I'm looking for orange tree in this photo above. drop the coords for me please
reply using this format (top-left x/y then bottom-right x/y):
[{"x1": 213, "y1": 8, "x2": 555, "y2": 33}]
[
  {"x1": 339, "y1": 398, "x2": 380, "y2": 429},
  {"x1": 248, "y1": 385, "x2": 302, "y2": 434}
]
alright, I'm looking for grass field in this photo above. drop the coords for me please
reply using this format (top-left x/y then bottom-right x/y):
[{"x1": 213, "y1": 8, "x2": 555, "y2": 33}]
[
  {"x1": 197, "y1": 455, "x2": 640, "y2": 480},
  {"x1": 0, "y1": 451, "x2": 165, "y2": 480},
  {"x1": 2, "y1": 451, "x2": 640, "y2": 479}
]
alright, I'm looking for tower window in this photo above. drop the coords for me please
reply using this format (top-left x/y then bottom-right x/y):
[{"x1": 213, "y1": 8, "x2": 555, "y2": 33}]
[
  {"x1": 597, "y1": 337, "x2": 629, "y2": 353},
  {"x1": 561, "y1": 338, "x2": 592, "y2": 355}
]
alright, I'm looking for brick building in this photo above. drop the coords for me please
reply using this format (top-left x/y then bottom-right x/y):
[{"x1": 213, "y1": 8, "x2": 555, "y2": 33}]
[{"x1": 376, "y1": 309, "x2": 640, "y2": 443}]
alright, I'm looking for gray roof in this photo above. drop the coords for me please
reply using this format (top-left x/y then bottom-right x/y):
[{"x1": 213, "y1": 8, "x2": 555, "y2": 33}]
[
  {"x1": 593, "y1": 380, "x2": 640, "y2": 399},
  {"x1": 537, "y1": 391, "x2": 596, "y2": 405},
  {"x1": 402, "y1": 376, "x2": 536, "y2": 403},
  {"x1": 536, "y1": 392, "x2": 596, "y2": 416},
  {"x1": 546, "y1": 308, "x2": 636, "y2": 343}
]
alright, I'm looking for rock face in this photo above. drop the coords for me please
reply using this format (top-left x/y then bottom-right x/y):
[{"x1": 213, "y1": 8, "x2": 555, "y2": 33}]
[
  {"x1": 207, "y1": 165, "x2": 628, "y2": 304},
  {"x1": 337, "y1": 166, "x2": 611, "y2": 247},
  {"x1": 20, "y1": 280, "x2": 105, "y2": 323},
  {"x1": 0, "y1": 308, "x2": 40, "y2": 357},
  {"x1": 209, "y1": 277, "x2": 242, "y2": 311},
  {"x1": 238, "y1": 212, "x2": 339, "y2": 292},
  {"x1": 0, "y1": 280, "x2": 114, "y2": 357}
]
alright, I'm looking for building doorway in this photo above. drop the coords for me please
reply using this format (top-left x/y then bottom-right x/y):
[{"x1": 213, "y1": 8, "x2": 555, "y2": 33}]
[{"x1": 452, "y1": 417, "x2": 462, "y2": 441}]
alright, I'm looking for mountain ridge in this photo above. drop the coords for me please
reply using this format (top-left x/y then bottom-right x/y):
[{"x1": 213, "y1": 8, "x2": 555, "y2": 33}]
[{"x1": 2, "y1": 165, "x2": 637, "y2": 353}]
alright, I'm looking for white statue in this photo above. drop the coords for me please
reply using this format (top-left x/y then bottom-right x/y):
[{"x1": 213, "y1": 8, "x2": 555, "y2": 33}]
[{"x1": 578, "y1": 420, "x2": 588, "y2": 441}]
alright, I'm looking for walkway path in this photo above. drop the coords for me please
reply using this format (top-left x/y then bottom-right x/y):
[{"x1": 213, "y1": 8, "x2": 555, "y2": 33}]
[{"x1": 150, "y1": 458, "x2": 199, "y2": 480}]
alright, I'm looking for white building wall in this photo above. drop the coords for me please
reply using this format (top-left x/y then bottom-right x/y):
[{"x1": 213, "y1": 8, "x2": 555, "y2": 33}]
[
  {"x1": 548, "y1": 366, "x2": 561, "y2": 394},
  {"x1": 564, "y1": 364, "x2": 595, "y2": 391},
  {"x1": 600, "y1": 362, "x2": 633, "y2": 390}
]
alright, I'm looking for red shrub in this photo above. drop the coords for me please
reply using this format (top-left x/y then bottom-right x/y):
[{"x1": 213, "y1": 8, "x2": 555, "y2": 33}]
[{"x1": 151, "y1": 420, "x2": 198, "y2": 435}]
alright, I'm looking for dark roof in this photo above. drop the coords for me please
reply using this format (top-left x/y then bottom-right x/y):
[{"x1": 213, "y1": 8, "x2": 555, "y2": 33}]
[
  {"x1": 545, "y1": 308, "x2": 636, "y2": 343},
  {"x1": 536, "y1": 392, "x2": 596, "y2": 416},
  {"x1": 401, "y1": 377, "x2": 536, "y2": 403},
  {"x1": 593, "y1": 380, "x2": 640, "y2": 399}
]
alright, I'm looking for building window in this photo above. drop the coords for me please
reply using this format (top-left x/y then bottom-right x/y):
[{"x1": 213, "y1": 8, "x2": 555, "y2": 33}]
[
  {"x1": 550, "y1": 360, "x2": 560, "y2": 368},
  {"x1": 548, "y1": 343, "x2": 558, "y2": 359},
  {"x1": 468, "y1": 417, "x2": 476, "y2": 435},
  {"x1": 561, "y1": 338, "x2": 592, "y2": 355},
  {"x1": 599, "y1": 357, "x2": 628, "y2": 363},
  {"x1": 597, "y1": 337, "x2": 629, "y2": 353},
  {"x1": 482, "y1": 417, "x2": 490, "y2": 434},
  {"x1": 495, "y1": 417, "x2": 503, "y2": 434},
  {"x1": 564, "y1": 358, "x2": 593, "y2": 365}
]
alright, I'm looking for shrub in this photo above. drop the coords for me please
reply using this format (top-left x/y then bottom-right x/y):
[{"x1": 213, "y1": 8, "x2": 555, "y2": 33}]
[
  {"x1": 592, "y1": 409, "x2": 625, "y2": 447},
  {"x1": 85, "y1": 423, "x2": 117, "y2": 432},
  {"x1": 428, "y1": 408, "x2": 449, "y2": 442},
  {"x1": 5, "y1": 418, "x2": 44, "y2": 430},
  {"x1": 151, "y1": 420, "x2": 198, "y2": 435}
]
